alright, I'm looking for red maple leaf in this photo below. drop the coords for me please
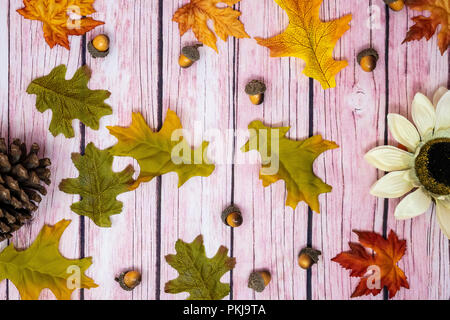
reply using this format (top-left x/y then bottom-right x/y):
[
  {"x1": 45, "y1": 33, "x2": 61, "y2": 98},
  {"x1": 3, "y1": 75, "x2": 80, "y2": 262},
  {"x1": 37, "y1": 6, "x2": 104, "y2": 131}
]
[
  {"x1": 403, "y1": 0, "x2": 450, "y2": 55},
  {"x1": 332, "y1": 230, "x2": 410, "y2": 299}
]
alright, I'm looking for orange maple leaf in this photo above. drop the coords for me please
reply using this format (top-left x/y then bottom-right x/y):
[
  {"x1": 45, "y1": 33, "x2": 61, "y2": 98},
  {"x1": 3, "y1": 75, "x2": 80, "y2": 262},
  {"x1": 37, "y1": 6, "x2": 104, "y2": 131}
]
[
  {"x1": 255, "y1": 0, "x2": 352, "y2": 89},
  {"x1": 403, "y1": 0, "x2": 450, "y2": 55},
  {"x1": 17, "y1": 0, "x2": 104, "y2": 50},
  {"x1": 173, "y1": 0, "x2": 249, "y2": 52},
  {"x1": 332, "y1": 230, "x2": 409, "y2": 299}
]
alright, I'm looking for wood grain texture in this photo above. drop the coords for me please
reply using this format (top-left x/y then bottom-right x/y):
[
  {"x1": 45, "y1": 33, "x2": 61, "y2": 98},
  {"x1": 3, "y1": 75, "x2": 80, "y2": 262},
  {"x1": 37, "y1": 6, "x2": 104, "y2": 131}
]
[
  {"x1": 83, "y1": 0, "x2": 160, "y2": 299},
  {"x1": 233, "y1": 0, "x2": 309, "y2": 300},
  {"x1": 7, "y1": 0, "x2": 84, "y2": 300},
  {"x1": 312, "y1": 0, "x2": 387, "y2": 300},
  {"x1": 159, "y1": 0, "x2": 233, "y2": 300},
  {"x1": 0, "y1": 0, "x2": 448, "y2": 300},
  {"x1": 386, "y1": 6, "x2": 450, "y2": 300}
]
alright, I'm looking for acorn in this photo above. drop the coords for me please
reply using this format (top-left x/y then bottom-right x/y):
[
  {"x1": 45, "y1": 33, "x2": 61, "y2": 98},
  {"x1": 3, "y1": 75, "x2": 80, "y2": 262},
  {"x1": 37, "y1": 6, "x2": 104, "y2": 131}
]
[
  {"x1": 245, "y1": 80, "x2": 266, "y2": 105},
  {"x1": 88, "y1": 34, "x2": 110, "y2": 58},
  {"x1": 221, "y1": 205, "x2": 243, "y2": 228},
  {"x1": 384, "y1": 0, "x2": 404, "y2": 11},
  {"x1": 179, "y1": 44, "x2": 202, "y2": 68},
  {"x1": 248, "y1": 271, "x2": 271, "y2": 293},
  {"x1": 357, "y1": 48, "x2": 379, "y2": 72},
  {"x1": 298, "y1": 248, "x2": 321, "y2": 270},
  {"x1": 115, "y1": 270, "x2": 141, "y2": 291}
]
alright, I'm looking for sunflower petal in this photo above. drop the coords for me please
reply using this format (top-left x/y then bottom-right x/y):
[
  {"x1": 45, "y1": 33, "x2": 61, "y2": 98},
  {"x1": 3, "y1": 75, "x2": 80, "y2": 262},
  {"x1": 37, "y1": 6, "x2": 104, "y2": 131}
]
[
  {"x1": 387, "y1": 114, "x2": 420, "y2": 152},
  {"x1": 433, "y1": 87, "x2": 448, "y2": 106},
  {"x1": 434, "y1": 91, "x2": 450, "y2": 133},
  {"x1": 364, "y1": 146, "x2": 413, "y2": 172},
  {"x1": 394, "y1": 188, "x2": 431, "y2": 220},
  {"x1": 412, "y1": 93, "x2": 435, "y2": 139},
  {"x1": 370, "y1": 171, "x2": 414, "y2": 198}
]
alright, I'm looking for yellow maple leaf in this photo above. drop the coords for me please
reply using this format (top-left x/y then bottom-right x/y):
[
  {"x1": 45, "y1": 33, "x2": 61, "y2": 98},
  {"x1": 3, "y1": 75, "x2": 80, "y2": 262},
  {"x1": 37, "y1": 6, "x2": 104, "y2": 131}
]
[
  {"x1": 173, "y1": 0, "x2": 250, "y2": 52},
  {"x1": 242, "y1": 121, "x2": 338, "y2": 213},
  {"x1": 17, "y1": 0, "x2": 104, "y2": 50},
  {"x1": 0, "y1": 220, "x2": 98, "y2": 300},
  {"x1": 108, "y1": 110, "x2": 215, "y2": 190},
  {"x1": 255, "y1": 0, "x2": 352, "y2": 89}
]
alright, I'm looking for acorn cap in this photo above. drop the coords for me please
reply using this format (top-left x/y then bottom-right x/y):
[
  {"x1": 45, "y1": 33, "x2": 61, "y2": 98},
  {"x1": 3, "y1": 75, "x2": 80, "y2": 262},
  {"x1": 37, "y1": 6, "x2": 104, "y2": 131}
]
[
  {"x1": 245, "y1": 80, "x2": 266, "y2": 95},
  {"x1": 383, "y1": 0, "x2": 399, "y2": 4},
  {"x1": 181, "y1": 44, "x2": 202, "y2": 62},
  {"x1": 221, "y1": 205, "x2": 241, "y2": 225},
  {"x1": 357, "y1": 48, "x2": 379, "y2": 65},
  {"x1": 299, "y1": 247, "x2": 321, "y2": 263},
  {"x1": 115, "y1": 271, "x2": 141, "y2": 291},
  {"x1": 248, "y1": 272, "x2": 266, "y2": 293},
  {"x1": 88, "y1": 41, "x2": 109, "y2": 59}
]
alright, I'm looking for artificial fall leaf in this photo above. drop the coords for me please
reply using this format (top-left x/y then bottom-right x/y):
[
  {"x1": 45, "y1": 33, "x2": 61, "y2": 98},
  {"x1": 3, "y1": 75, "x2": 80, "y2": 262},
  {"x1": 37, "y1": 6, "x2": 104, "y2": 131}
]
[
  {"x1": 27, "y1": 65, "x2": 112, "y2": 138},
  {"x1": 0, "y1": 220, "x2": 98, "y2": 300},
  {"x1": 165, "y1": 235, "x2": 236, "y2": 300},
  {"x1": 255, "y1": 0, "x2": 352, "y2": 89},
  {"x1": 173, "y1": 0, "x2": 250, "y2": 52},
  {"x1": 241, "y1": 120, "x2": 338, "y2": 213},
  {"x1": 59, "y1": 143, "x2": 135, "y2": 228},
  {"x1": 17, "y1": 0, "x2": 104, "y2": 50},
  {"x1": 403, "y1": 0, "x2": 450, "y2": 55},
  {"x1": 332, "y1": 230, "x2": 410, "y2": 299},
  {"x1": 107, "y1": 109, "x2": 215, "y2": 190}
]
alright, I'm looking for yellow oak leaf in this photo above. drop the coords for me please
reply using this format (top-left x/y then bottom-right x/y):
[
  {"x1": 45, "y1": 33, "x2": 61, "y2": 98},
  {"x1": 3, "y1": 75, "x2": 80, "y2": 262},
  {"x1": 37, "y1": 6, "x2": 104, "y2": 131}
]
[
  {"x1": 107, "y1": 110, "x2": 215, "y2": 190},
  {"x1": 17, "y1": 0, "x2": 104, "y2": 50},
  {"x1": 241, "y1": 121, "x2": 338, "y2": 213},
  {"x1": 173, "y1": 0, "x2": 250, "y2": 52},
  {"x1": 0, "y1": 220, "x2": 98, "y2": 300},
  {"x1": 255, "y1": 0, "x2": 352, "y2": 89}
]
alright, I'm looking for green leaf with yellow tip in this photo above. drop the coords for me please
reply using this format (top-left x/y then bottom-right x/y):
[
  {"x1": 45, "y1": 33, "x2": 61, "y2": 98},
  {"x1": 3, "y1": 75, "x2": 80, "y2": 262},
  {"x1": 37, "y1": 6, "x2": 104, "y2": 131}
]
[
  {"x1": 241, "y1": 120, "x2": 338, "y2": 213},
  {"x1": 165, "y1": 235, "x2": 236, "y2": 300},
  {"x1": 59, "y1": 143, "x2": 135, "y2": 228},
  {"x1": 27, "y1": 64, "x2": 112, "y2": 138},
  {"x1": 107, "y1": 109, "x2": 215, "y2": 190},
  {"x1": 0, "y1": 220, "x2": 98, "y2": 300}
]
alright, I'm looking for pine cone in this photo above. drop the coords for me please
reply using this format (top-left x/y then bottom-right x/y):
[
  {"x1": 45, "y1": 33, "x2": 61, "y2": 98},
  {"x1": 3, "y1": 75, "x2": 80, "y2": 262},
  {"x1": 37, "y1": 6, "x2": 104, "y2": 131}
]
[{"x1": 0, "y1": 138, "x2": 51, "y2": 242}]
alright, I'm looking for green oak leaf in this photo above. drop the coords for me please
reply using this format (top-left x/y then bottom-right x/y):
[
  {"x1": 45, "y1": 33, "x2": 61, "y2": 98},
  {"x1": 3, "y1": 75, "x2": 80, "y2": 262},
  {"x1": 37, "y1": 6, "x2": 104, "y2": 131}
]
[
  {"x1": 59, "y1": 142, "x2": 135, "y2": 227},
  {"x1": 27, "y1": 64, "x2": 112, "y2": 138},
  {"x1": 165, "y1": 235, "x2": 236, "y2": 300}
]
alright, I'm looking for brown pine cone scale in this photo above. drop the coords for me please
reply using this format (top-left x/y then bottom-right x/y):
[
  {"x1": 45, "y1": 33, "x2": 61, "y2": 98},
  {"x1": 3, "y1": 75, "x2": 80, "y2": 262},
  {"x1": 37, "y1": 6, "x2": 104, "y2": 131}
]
[{"x1": 0, "y1": 138, "x2": 51, "y2": 241}]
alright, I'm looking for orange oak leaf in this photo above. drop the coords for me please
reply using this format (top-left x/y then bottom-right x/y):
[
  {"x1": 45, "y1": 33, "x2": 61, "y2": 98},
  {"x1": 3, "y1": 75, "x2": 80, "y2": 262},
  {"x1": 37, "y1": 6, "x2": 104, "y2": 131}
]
[
  {"x1": 17, "y1": 0, "x2": 104, "y2": 50},
  {"x1": 255, "y1": 0, "x2": 352, "y2": 89},
  {"x1": 173, "y1": 0, "x2": 250, "y2": 52},
  {"x1": 332, "y1": 230, "x2": 409, "y2": 299},
  {"x1": 403, "y1": 0, "x2": 450, "y2": 55}
]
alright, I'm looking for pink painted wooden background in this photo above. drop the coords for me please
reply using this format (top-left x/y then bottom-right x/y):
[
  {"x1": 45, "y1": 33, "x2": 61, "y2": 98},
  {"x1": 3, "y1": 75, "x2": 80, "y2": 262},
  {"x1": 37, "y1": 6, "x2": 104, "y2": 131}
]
[{"x1": 0, "y1": 0, "x2": 448, "y2": 300}]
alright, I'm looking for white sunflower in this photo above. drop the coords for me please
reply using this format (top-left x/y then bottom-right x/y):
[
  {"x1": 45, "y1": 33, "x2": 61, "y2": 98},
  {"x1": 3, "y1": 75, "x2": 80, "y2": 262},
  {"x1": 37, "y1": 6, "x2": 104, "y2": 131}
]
[{"x1": 365, "y1": 87, "x2": 450, "y2": 239}]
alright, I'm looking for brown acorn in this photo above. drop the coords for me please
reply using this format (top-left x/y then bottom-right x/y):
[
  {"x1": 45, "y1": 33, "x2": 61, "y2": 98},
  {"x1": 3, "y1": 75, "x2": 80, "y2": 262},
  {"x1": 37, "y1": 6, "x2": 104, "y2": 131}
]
[
  {"x1": 384, "y1": 0, "x2": 404, "y2": 11},
  {"x1": 245, "y1": 80, "x2": 266, "y2": 105},
  {"x1": 298, "y1": 248, "x2": 321, "y2": 270},
  {"x1": 357, "y1": 48, "x2": 379, "y2": 73},
  {"x1": 88, "y1": 34, "x2": 110, "y2": 58},
  {"x1": 115, "y1": 270, "x2": 141, "y2": 291},
  {"x1": 221, "y1": 205, "x2": 243, "y2": 228},
  {"x1": 179, "y1": 44, "x2": 202, "y2": 68},
  {"x1": 248, "y1": 271, "x2": 271, "y2": 292}
]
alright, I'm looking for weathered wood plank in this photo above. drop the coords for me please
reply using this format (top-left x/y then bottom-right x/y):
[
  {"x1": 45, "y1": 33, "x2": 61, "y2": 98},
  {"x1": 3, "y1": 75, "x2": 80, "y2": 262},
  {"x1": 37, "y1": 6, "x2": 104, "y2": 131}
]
[
  {"x1": 7, "y1": 0, "x2": 83, "y2": 300},
  {"x1": 386, "y1": 6, "x2": 449, "y2": 300},
  {"x1": 233, "y1": 0, "x2": 309, "y2": 300},
  {"x1": 159, "y1": 0, "x2": 233, "y2": 300},
  {"x1": 312, "y1": 0, "x2": 386, "y2": 299},
  {"x1": 83, "y1": 0, "x2": 160, "y2": 300},
  {"x1": 0, "y1": 0, "x2": 10, "y2": 301}
]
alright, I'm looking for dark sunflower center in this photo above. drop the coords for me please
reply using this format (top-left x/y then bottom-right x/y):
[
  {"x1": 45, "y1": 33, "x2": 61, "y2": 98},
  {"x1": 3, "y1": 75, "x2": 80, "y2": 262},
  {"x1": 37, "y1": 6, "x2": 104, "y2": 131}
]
[{"x1": 415, "y1": 138, "x2": 450, "y2": 195}]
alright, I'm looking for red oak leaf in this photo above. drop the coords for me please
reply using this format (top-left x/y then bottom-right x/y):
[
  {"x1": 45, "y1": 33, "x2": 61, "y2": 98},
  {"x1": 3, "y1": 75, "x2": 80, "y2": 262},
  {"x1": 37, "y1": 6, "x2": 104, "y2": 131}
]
[
  {"x1": 403, "y1": 0, "x2": 450, "y2": 55},
  {"x1": 332, "y1": 230, "x2": 410, "y2": 299}
]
